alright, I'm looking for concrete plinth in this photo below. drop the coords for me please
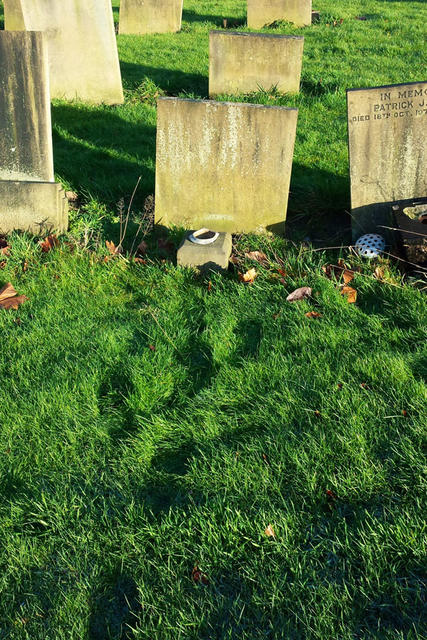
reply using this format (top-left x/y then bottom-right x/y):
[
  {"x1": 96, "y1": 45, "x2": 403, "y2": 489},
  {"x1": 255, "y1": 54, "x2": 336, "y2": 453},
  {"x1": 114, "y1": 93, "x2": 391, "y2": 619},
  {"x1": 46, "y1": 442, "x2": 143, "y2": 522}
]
[
  {"x1": 177, "y1": 232, "x2": 232, "y2": 272},
  {"x1": 0, "y1": 181, "x2": 68, "y2": 234},
  {"x1": 209, "y1": 31, "x2": 304, "y2": 97}
]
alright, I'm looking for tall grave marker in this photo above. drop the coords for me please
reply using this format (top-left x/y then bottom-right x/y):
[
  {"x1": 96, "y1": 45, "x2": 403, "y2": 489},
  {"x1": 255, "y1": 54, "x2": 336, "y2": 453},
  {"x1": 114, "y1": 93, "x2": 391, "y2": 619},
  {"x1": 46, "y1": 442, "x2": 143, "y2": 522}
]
[
  {"x1": 119, "y1": 0, "x2": 183, "y2": 35},
  {"x1": 155, "y1": 98, "x2": 298, "y2": 234},
  {"x1": 247, "y1": 0, "x2": 312, "y2": 29},
  {"x1": 4, "y1": 0, "x2": 123, "y2": 105},
  {"x1": 347, "y1": 82, "x2": 427, "y2": 239},
  {"x1": 0, "y1": 32, "x2": 67, "y2": 234},
  {"x1": 209, "y1": 32, "x2": 304, "y2": 97}
]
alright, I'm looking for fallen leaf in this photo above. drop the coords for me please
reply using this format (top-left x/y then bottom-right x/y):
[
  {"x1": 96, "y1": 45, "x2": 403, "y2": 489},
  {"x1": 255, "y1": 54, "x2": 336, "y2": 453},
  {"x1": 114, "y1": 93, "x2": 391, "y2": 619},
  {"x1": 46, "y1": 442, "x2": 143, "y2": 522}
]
[
  {"x1": 149, "y1": 345, "x2": 156, "y2": 352},
  {"x1": 40, "y1": 235, "x2": 59, "y2": 253},
  {"x1": 287, "y1": 287, "x2": 312, "y2": 302},
  {"x1": 244, "y1": 250, "x2": 268, "y2": 265},
  {"x1": 0, "y1": 261, "x2": 6, "y2": 270},
  {"x1": 374, "y1": 266, "x2": 385, "y2": 280},
  {"x1": 341, "y1": 286, "x2": 357, "y2": 303},
  {"x1": 0, "y1": 245, "x2": 10, "y2": 256},
  {"x1": 229, "y1": 255, "x2": 240, "y2": 265},
  {"x1": 22, "y1": 260, "x2": 28, "y2": 272},
  {"x1": 0, "y1": 283, "x2": 17, "y2": 302},
  {"x1": 207, "y1": 281, "x2": 212, "y2": 292},
  {"x1": 137, "y1": 240, "x2": 147, "y2": 255},
  {"x1": 0, "y1": 283, "x2": 27, "y2": 310},
  {"x1": 360, "y1": 382, "x2": 369, "y2": 389},
  {"x1": 106, "y1": 240, "x2": 121, "y2": 255},
  {"x1": 342, "y1": 270, "x2": 355, "y2": 284},
  {"x1": 337, "y1": 382, "x2": 343, "y2": 390},
  {"x1": 314, "y1": 410, "x2": 321, "y2": 418},
  {"x1": 262, "y1": 453, "x2": 269, "y2": 465},
  {"x1": 277, "y1": 268, "x2": 287, "y2": 278},
  {"x1": 192, "y1": 566, "x2": 209, "y2": 585},
  {"x1": 402, "y1": 409, "x2": 408, "y2": 417},
  {"x1": 66, "y1": 190, "x2": 79, "y2": 202},
  {"x1": 326, "y1": 489, "x2": 337, "y2": 501},
  {"x1": 305, "y1": 311, "x2": 322, "y2": 318},
  {"x1": 264, "y1": 524, "x2": 276, "y2": 538},
  {"x1": 238, "y1": 268, "x2": 257, "y2": 284},
  {"x1": 133, "y1": 257, "x2": 146, "y2": 264}
]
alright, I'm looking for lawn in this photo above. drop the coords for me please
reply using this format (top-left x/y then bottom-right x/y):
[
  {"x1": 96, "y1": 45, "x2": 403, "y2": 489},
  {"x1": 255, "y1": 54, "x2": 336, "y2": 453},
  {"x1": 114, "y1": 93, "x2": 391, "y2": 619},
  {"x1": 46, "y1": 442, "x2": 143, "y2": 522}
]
[{"x1": 0, "y1": 1, "x2": 426, "y2": 639}]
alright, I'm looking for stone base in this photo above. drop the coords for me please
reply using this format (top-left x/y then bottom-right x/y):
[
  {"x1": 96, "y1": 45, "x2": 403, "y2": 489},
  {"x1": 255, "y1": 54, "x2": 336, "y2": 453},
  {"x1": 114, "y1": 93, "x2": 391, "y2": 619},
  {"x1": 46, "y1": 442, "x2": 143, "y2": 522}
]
[
  {"x1": 393, "y1": 201, "x2": 427, "y2": 265},
  {"x1": 0, "y1": 180, "x2": 68, "y2": 235},
  {"x1": 177, "y1": 232, "x2": 232, "y2": 272}
]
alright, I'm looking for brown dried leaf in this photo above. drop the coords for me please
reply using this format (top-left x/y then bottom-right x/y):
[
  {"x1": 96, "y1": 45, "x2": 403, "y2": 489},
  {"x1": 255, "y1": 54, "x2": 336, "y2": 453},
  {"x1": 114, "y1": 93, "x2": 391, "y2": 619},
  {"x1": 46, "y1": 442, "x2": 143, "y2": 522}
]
[
  {"x1": 264, "y1": 524, "x2": 276, "y2": 538},
  {"x1": 40, "y1": 235, "x2": 59, "y2": 253},
  {"x1": 137, "y1": 240, "x2": 148, "y2": 255},
  {"x1": 192, "y1": 566, "x2": 209, "y2": 585},
  {"x1": 305, "y1": 311, "x2": 322, "y2": 318},
  {"x1": 342, "y1": 270, "x2": 355, "y2": 284},
  {"x1": 239, "y1": 268, "x2": 257, "y2": 284},
  {"x1": 341, "y1": 286, "x2": 357, "y2": 304},
  {"x1": 287, "y1": 286, "x2": 312, "y2": 302},
  {"x1": 0, "y1": 245, "x2": 10, "y2": 256},
  {"x1": 0, "y1": 294, "x2": 27, "y2": 310},
  {"x1": 244, "y1": 250, "x2": 268, "y2": 265},
  {"x1": 374, "y1": 266, "x2": 385, "y2": 280},
  {"x1": 106, "y1": 240, "x2": 121, "y2": 255},
  {"x1": 0, "y1": 283, "x2": 17, "y2": 302}
]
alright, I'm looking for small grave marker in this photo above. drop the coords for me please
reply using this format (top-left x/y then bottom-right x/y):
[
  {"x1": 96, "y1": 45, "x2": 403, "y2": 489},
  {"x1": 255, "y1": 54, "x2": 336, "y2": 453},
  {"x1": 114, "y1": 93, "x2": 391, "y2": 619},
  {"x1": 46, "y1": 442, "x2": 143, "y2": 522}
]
[
  {"x1": 347, "y1": 81, "x2": 427, "y2": 239},
  {"x1": 209, "y1": 31, "x2": 304, "y2": 97}
]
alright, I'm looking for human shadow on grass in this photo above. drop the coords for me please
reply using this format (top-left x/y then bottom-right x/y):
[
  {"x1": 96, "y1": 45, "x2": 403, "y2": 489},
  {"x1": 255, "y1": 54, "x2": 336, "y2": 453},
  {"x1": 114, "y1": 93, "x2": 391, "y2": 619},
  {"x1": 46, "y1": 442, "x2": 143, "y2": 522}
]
[{"x1": 120, "y1": 60, "x2": 208, "y2": 97}]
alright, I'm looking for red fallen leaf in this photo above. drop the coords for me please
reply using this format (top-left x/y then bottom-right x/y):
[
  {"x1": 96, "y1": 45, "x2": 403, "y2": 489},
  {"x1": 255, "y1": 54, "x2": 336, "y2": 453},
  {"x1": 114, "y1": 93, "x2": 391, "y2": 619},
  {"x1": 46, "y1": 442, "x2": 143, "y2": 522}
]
[
  {"x1": 137, "y1": 240, "x2": 148, "y2": 255},
  {"x1": 133, "y1": 257, "x2": 147, "y2": 264},
  {"x1": 157, "y1": 237, "x2": 174, "y2": 253},
  {"x1": 337, "y1": 382, "x2": 343, "y2": 390},
  {"x1": 277, "y1": 268, "x2": 287, "y2": 278},
  {"x1": 149, "y1": 344, "x2": 156, "y2": 351},
  {"x1": 326, "y1": 489, "x2": 338, "y2": 501},
  {"x1": 207, "y1": 281, "x2": 213, "y2": 292},
  {"x1": 305, "y1": 311, "x2": 322, "y2": 318},
  {"x1": 245, "y1": 250, "x2": 268, "y2": 265},
  {"x1": 287, "y1": 286, "x2": 312, "y2": 302},
  {"x1": 262, "y1": 453, "x2": 269, "y2": 465},
  {"x1": 238, "y1": 268, "x2": 257, "y2": 284},
  {"x1": 402, "y1": 409, "x2": 408, "y2": 417},
  {"x1": 0, "y1": 283, "x2": 28, "y2": 310},
  {"x1": 265, "y1": 524, "x2": 276, "y2": 538},
  {"x1": 341, "y1": 286, "x2": 357, "y2": 304},
  {"x1": 40, "y1": 235, "x2": 59, "y2": 253},
  {"x1": 192, "y1": 566, "x2": 209, "y2": 585},
  {"x1": 106, "y1": 240, "x2": 122, "y2": 255},
  {"x1": 360, "y1": 382, "x2": 369, "y2": 389}
]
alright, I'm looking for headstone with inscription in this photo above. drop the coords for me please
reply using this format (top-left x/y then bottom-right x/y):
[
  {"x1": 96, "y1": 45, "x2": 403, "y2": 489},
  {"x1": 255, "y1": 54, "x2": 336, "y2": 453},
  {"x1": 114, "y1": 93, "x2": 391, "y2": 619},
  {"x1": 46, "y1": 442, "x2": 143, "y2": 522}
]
[
  {"x1": 155, "y1": 97, "x2": 298, "y2": 234},
  {"x1": 347, "y1": 81, "x2": 427, "y2": 239},
  {"x1": 209, "y1": 31, "x2": 304, "y2": 97},
  {"x1": 247, "y1": 0, "x2": 312, "y2": 29},
  {"x1": 119, "y1": 0, "x2": 183, "y2": 35},
  {"x1": 4, "y1": 0, "x2": 123, "y2": 105},
  {"x1": 0, "y1": 31, "x2": 68, "y2": 234}
]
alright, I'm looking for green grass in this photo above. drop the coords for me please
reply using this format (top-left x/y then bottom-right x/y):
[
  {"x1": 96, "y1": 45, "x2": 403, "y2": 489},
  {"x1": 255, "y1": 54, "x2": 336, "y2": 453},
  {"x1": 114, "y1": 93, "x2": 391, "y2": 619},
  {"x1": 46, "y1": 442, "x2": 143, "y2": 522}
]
[{"x1": 0, "y1": 1, "x2": 426, "y2": 638}]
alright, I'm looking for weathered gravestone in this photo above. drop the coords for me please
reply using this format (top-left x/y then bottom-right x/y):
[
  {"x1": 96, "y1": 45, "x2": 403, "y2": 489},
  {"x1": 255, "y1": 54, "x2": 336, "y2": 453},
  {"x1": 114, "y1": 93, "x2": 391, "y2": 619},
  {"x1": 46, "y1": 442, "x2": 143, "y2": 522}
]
[
  {"x1": 0, "y1": 32, "x2": 67, "y2": 234},
  {"x1": 247, "y1": 0, "x2": 312, "y2": 29},
  {"x1": 209, "y1": 31, "x2": 304, "y2": 97},
  {"x1": 4, "y1": 0, "x2": 123, "y2": 105},
  {"x1": 155, "y1": 98, "x2": 298, "y2": 234},
  {"x1": 119, "y1": 0, "x2": 183, "y2": 35},
  {"x1": 347, "y1": 81, "x2": 427, "y2": 239}
]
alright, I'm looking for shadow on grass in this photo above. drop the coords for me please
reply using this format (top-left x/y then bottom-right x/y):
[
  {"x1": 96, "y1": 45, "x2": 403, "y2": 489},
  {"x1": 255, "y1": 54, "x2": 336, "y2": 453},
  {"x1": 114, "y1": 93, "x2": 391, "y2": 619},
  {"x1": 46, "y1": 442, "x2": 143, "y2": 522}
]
[
  {"x1": 89, "y1": 572, "x2": 140, "y2": 640},
  {"x1": 183, "y1": 9, "x2": 246, "y2": 27},
  {"x1": 120, "y1": 60, "x2": 208, "y2": 96}
]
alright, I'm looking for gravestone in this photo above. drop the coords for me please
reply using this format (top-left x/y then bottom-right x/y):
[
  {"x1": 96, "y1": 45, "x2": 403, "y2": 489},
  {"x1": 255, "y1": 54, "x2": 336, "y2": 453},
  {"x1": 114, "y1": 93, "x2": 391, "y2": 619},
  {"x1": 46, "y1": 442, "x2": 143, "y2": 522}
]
[
  {"x1": 155, "y1": 98, "x2": 298, "y2": 234},
  {"x1": 247, "y1": 0, "x2": 312, "y2": 29},
  {"x1": 119, "y1": 0, "x2": 183, "y2": 35},
  {"x1": 347, "y1": 81, "x2": 427, "y2": 239},
  {"x1": 209, "y1": 31, "x2": 304, "y2": 97},
  {"x1": 4, "y1": 0, "x2": 123, "y2": 105},
  {"x1": 0, "y1": 31, "x2": 67, "y2": 234},
  {"x1": 0, "y1": 31, "x2": 53, "y2": 182}
]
